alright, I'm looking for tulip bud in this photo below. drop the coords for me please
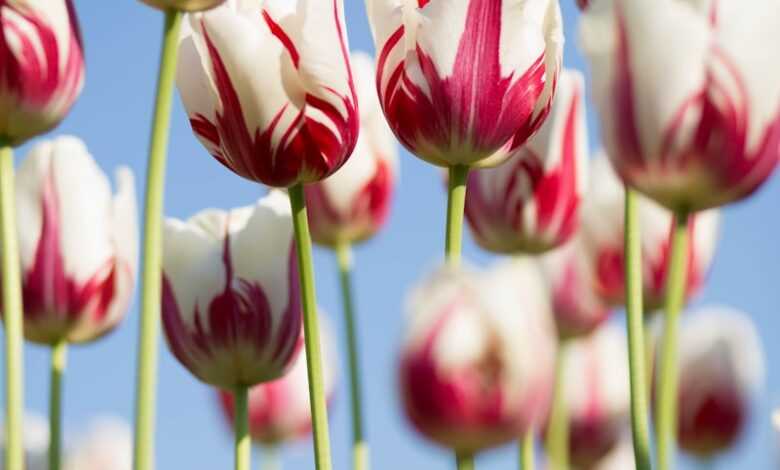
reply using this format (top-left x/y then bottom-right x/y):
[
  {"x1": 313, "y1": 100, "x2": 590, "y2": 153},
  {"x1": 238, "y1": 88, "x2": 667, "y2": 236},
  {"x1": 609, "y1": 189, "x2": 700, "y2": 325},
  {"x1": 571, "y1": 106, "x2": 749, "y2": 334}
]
[
  {"x1": 540, "y1": 238, "x2": 613, "y2": 339},
  {"x1": 176, "y1": 0, "x2": 358, "y2": 188},
  {"x1": 0, "y1": 412, "x2": 48, "y2": 470},
  {"x1": 367, "y1": 0, "x2": 563, "y2": 168},
  {"x1": 64, "y1": 417, "x2": 132, "y2": 470},
  {"x1": 465, "y1": 69, "x2": 588, "y2": 254},
  {"x1": 581, "y1": 154, "x2": 719, "y2": 311},
  {"x1": 400, "y1": 261, "x2": 556, "y2": 454},
  {"x1": 581, "y1": 0, "x2": 780, "y2": 212},
  {"x1": 218, "y1": 317, "x2": 337, "y2": 445},
  {"x1": 0, "y1": 0, "x2": 85, "y2": 146},
  {"x1": 675, "y1": 307, "x2": 764, "y2": 458},
  {"x1": 139, "y1": 0, "x2": 225, "y2": 12},
  {"x1": 305, "y1": 52, "x2": 399, "y2": 247},
  {"x1": 161, "y1": 191, "x2": 302, "y2": 389},
  {"x1": 3, "y1": 136, "x2": 138, "y2": 345}
]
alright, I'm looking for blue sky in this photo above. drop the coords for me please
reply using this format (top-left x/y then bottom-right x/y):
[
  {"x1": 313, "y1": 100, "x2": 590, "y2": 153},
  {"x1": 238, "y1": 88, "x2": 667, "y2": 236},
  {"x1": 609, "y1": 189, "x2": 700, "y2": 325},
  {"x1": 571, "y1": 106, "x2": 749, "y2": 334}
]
[{"x1": 2, "y1": 1, "x2": 779, "y2": 469}]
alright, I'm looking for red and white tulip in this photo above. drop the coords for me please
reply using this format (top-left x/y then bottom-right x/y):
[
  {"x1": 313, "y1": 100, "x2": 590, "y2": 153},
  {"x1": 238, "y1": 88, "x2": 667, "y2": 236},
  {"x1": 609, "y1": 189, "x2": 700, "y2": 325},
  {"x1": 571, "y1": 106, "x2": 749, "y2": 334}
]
[
  {"x1": 176, "y1": 0, "x2": 358, "y2": 188},
  {"x1": 0, "y1": 0, "x2": 84, "y2": 146},
  {"x1": 675, "y1": 307, "x2": 764, "y2": 458},
  {"x1": 581, "y1": 154, "x2": 720, "y2": 310},
  {"x1": 9, "y1": 136, "x2": 137, "y2": 345},
  {"x1": 218, "y1": 318, "x2": 337, "y2": 445},
  {"x1": 305, "y1": 52, "x2": 399, "y2": 246},
  {"x1": 161, "y1": 191, "x2": 302, "y2": 389},
  {"x1": 465, "y1": 69, "x2": 588, "y2": 254},
  {"x1": 400, "y1": 261, "x2": 555, "y2": 454},
  {"x1": 139, "y1": 0, "x2": 225, "y2": 12},
  {"x1": 581, "y1": 0, "x2": 780, "y2": 212},
  {"x1": 366, "y1": 0, "x2": 563, "y2": 167}
]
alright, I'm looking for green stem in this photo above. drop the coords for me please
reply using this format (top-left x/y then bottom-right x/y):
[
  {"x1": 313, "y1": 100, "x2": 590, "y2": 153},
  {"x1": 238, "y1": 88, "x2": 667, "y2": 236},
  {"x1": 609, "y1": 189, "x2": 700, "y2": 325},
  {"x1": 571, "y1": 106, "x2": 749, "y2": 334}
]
[
  {"x1": 456, "y1": 452, "x2": 475, "y2": 470},
  {"x1": 48, "y1": 341, "x2": 68, "y2": 470},
  {"x1": 546, "y1": 342, "x2": 570, "y2": 470},
  {"x1": 132, "y1": 10, "x2": 183, "y2": 470},
  {"x1": 336, "y1": 241, "x2": 368, "y2": 470},
  {"x1": 1, "y1": 144, "x2": 24, "y2": 470},
  {"x1": 655, "y1": 213, "x2": 689, "y2": 470},
  {"x1": 288, "y1": 184, "x2": 333, "y2": 470},
  {"x1": 624, "y1": 188, "x2": 653, "y2": 470},
  {"x1": 519, "y1": 430, "x2": 535, "y2": 470},
  {"x1": 234, "y1": 387, "x2": 250, "y2": 470},
  {"x1": 445, "y1": 165, "x2": 470, "y2": 267}
]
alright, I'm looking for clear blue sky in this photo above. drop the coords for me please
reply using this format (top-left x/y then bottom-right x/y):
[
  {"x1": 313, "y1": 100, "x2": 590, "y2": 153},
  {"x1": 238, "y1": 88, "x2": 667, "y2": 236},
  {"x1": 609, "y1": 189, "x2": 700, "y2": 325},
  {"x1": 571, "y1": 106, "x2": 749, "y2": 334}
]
[{"x1": 1, "y1": 1, "x2": 778, "y2": 469}]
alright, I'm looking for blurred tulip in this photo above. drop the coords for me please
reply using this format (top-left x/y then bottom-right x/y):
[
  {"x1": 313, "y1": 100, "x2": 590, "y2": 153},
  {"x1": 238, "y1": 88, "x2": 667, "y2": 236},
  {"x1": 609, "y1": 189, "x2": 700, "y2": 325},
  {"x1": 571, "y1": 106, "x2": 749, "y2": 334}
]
[
  {"x1": 139, "y1": 0, "x2": 225, "y2": 12},
  {"x1": 305, "y1": 52, "x2": 399, "y2": 247},
  {"x1": 590, "y1": 436, "x2": 635, "y2": 470},
  {"x1": 674, "y1": 307, "x2": 764, "y2": 458},
  {"x1": 161, "y1": 191, "x2": 302, "y2": 389},
  {"x1": 0, "y1": 0, "x2": 84, "y2": 146},
  {"x1": 575, "y1": 0, "x2": 590, "y2": 10},
  {"x1": 366, "y1": 0, "x2": 563, "y2": 168},
  {"x1": 400, "y1": 261, "x2": 555, "y2": 454},
  {"x1": 581, "y1": 154, "x2": 719, "y2": 310},
  {"x1": 581, "y1": 0, "x2": 780, "y2": 212},
  {"x1": 176, "y1": 0, "x2": 358, "y2": 188},
  {"x1": 64, "y1": 417, "x2": 131, "y2": 470},
  {"x1": 0, "y1": 412, "x2": 48, "y2": 470},
  {"x1": 540, "y1": 238, "x2": 613, "y2": 339},
  {"x1": 218, "y1": 316, "x2": 337, "y2": 445},
  {"x1": 3, "y1": 136, "x2": 138, "y2": 345},
  {"x1": 465, "y1": 69, "x2": 588, "y2": 254}
]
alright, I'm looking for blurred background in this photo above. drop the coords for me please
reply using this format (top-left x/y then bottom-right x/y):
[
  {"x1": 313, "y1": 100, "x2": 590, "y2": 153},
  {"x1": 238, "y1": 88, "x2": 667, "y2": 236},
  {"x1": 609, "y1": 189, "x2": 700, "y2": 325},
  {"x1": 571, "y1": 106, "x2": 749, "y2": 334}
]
[{"x1": 1, "y1": 1, "x2": 779, "y2": 468}]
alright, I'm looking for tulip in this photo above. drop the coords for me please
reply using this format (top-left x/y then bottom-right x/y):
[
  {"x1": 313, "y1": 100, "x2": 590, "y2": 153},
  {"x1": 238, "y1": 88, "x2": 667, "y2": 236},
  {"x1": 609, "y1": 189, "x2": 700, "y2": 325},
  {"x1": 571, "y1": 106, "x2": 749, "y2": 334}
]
[
  {"x1": 673, "y1": 307, "x2": 764, "y2": 458},
  {"x1": 10, "y1": 136, "x2": 138, "y2": 345},
  {"x1": 366, "y1": 0, "x2": 563, "y2": 168},
  {"x1": 176, "y1": 0, "x2": 359, "y2": 188},
  {"x1": 218, "y1": 318, "x2": 337, "y2": 446},
  {"x1": 139, "y1": 0, "x2": 225, "y2": 12},
  {"x1": 590, "y1": 437, "x2": 635, "y2": 470},
  {"x1": 0, "y1": 413, "x2": 48, "y2": 470},
  {"x1": 465, "y1": 69, "x2": 588, "y2": 255},
  {"x1": 64, "y1": 418, "x2": 132, "y2": 470},
  {"x1": 161, "y1": 191, "x2": 302, "y2": 389},
  {"x1": 0, "y1": 0, "x2": 85, "y2": 147},
  {"x1": 581, "y1": 154, "x2": 719, "y2": 311},
  {"x1": 400, "y1": 261, "x2": 555, "y2": 458},
  {"x1": 580, "y1": 0, "x2": 780, "y2": 213},
  {"x1": 305, "y1": 52, "x2": 399, "y2": 247},
  {"x1": 575, "y1": 0, "x2": 590, "y2": 10}
]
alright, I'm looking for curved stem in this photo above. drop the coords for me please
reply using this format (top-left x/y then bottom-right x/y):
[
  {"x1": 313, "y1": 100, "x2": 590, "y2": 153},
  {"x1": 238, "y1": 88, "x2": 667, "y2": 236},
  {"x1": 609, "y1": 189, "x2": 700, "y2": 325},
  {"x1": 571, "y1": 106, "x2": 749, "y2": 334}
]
[
  {"x1": 133, "y1": 10, "x2": 183, "y2": 470},
  {"x1": 445, "y1": 165, "x2": 470, "y2": 267},
  {"x1": 288, "y1": 184, "x2": 333, "y2": 470},
  {"x1": 624, "y1": 188, "x2": 653, "y2": 470},
  {"x1": 336, "y1": 241, "x2": 368, "y2": 470},
  {"x1": 234, "y1": 387, "x2": 250, "y2": 470},
  {"x1": 456, "y1": 452, "x2": 475, "y2": 470},
  {"x1": 655, "y1": 213, "x2": 689, "y2": 470},
  {"x1": 49, "y1": 341, "x2": 68, "y2": 470},
  {"x1": 546, "y1": 342, "x2": 570, "y2": 470},
  {"x1": 519, "y1": 430, "x2": 535, "y2": 470},
  {"x1": 1, "y1": 143, "x2": 24, "y2": 470}
]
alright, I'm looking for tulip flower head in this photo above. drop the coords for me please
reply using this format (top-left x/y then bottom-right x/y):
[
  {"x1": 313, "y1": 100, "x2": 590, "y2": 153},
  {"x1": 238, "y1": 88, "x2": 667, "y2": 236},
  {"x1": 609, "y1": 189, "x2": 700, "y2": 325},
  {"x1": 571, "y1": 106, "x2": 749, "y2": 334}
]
[
  {"x1": 4, "y1": 136, "x2": 138, "y2": 345},
  {"x1": 176, "y1": 0, "x2": 359, "y2": 188},
  {"x1": 581, "y1": 153, "x2": 719, "y2": 310},
  {"x1": 675, "y1": 307, "x2": 764, "y2": 458},
  {"x1": 139, "y1": 0, "x2": 226, "y2": 12},
  {"x1": 400, "y1": 261, "x2": 556, "y2": 454},
  {"x1": 366, "y1": 0, "x2": 563, "y2": 168},
  {"x1": 64, "y1": 417, "x2": 132, "y2": 470},
  {"x1": 465, "y1": 69, "x2": 588, "y2": 254},
  {"x1": 0, "y1": 412, "x2": 48, "y2": 470},
  {"x1": 581, "y1": 0, "x2": 780, "y2": 212},
  {"x1": 305, "y1": 52, "x2": 399, "y2": 247},
  {"x1": 218, "y1": 317, "x2": 337, "y2": 445},
  {"x1": 161, "y1": 191, "x2": 302, "y2": 389}
]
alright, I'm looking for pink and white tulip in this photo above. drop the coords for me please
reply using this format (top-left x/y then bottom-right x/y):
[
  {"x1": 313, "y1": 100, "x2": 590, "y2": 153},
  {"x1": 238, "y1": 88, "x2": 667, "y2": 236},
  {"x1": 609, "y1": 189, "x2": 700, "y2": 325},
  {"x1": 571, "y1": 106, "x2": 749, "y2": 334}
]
[
  {"x1": 465, "y1": 69, "x2": 588, "y2": 254},
  {"x1": 64, "y1": 417, "x2": 132, "y2": 470},
  {"x1": 0, "y1": 0, "x2": 84, "y2": 146},
  {"x1": 580, "y1": 0, "x2": 780, "y2": 212},
  {"x1": 366, "y1": 0, "x2": 563, "y2": 167},
  {"x1": 581, "y1": 154, "x2": 719, "y2": 310},
  {"x1": 400, "y1": 261, "x2": 555, "y2": 454},
  {"x1": 176, "y1": 0, "x2": 358, "y2": 188},
  {"x1": 161, "y1": 191, "x2": 302, "y2": 389},
  {"x1": 675, "y1": 307, "x2": 764, "y2": 458},
  {"x1": 305, "y1": 52, "x2": 399, "y2": 246},
  {"x1": 7, "y1": 136, "x2": 137, "y2": 345},
  {"x1": 139, "y1": 0, "x2": 225, "y2": 12},
  {"x1": 218, "y1": 317, "x2": 337, "y2": 445}
]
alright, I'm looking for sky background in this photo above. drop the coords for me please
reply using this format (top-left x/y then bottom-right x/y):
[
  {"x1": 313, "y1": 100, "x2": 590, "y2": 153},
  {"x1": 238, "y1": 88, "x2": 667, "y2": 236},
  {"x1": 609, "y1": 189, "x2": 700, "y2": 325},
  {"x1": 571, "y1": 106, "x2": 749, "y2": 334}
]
[{"x1": 1, "y1": 1, "x2": 779, "y2": 469}]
